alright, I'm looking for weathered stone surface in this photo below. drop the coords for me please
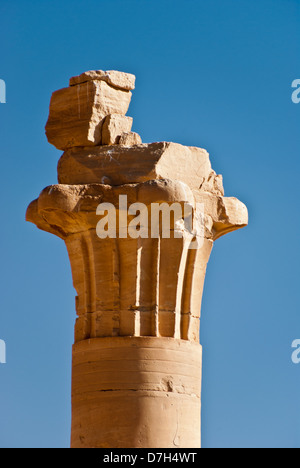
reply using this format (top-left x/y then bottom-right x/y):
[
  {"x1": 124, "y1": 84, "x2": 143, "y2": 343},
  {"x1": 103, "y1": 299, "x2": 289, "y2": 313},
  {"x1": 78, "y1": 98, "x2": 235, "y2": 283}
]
[
  {"x1": 26, "y1": 177, "x2": 246, "y2": 348},
  {"x1": 57, "y1": 142, "x2": 213, "y2": 190},
  {"x1": 26, "y1": 179, "x2": 196, "y2": 239},
  {"x1": 71, "y1": 337, "x2": 201, "y2": 448},
  {"x1": 199, "y1": 171, "x2": 224, "y2": 196},
  {"x1": 45, "y1": 80, "x2": 132, "y2": 150},
  {"x1": 27, "y1": 69, "x2": 248, "y2": 449},
  {"x1": 102, "y1": 114, "x2": 133, "y2": 145},
  {"x1": 194, "y1": 191, "x2": 248, "y2": 239},
  {"x1": 69, "y1": 69, "x2": 136, "y2": 91},
  {"x1": 119, "y1": 131, "x2": 142, "y2": 146}
]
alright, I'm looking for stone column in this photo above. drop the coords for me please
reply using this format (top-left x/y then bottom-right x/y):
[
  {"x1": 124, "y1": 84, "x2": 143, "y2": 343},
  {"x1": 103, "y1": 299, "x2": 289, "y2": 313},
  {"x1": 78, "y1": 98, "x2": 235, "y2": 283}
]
[{"x1": 26, "y1": 70, "x2": 248, "y2": 448}]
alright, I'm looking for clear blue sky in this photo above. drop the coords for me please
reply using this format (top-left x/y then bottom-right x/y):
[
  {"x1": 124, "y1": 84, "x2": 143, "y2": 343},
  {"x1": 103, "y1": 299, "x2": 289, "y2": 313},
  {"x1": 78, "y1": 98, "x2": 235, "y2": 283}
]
[{"x1": 0, "y1": 0, "x2": 299, "y2": 448}]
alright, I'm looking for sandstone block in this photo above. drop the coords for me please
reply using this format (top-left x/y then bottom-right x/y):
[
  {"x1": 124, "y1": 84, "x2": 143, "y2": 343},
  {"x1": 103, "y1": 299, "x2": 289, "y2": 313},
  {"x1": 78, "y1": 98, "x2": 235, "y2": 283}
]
[
  {"x1": 57, "y1": 142, "x2": 213, "y2": 190},
  {"x1": 45, "y1": 80, "x2": 132, "y2": 150},
  {"x1": 69, "y1": 70, "x2": 136, "y2": 91},
  {"x1": 119, "y1": 131, "x2": 142, "y2": 146},
  {"x1": 102, "y1": 114, "x2": 133, "y2": 145}
]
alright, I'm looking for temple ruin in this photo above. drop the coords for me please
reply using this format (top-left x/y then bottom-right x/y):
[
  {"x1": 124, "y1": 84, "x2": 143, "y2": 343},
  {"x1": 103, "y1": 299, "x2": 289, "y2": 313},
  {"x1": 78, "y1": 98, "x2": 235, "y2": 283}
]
[{"x1": 26, "y1": 70, "x2": 248, "y2": 448}]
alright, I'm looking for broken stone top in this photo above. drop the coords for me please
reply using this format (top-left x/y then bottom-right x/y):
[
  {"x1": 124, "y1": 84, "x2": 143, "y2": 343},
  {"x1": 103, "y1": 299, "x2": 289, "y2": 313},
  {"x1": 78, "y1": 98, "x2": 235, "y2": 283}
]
[
  {"x1": 69, "y1": 70, "x2": 136, "y2": 91},
  {"x1": 40, "y1": 69, "x2": 248, "y2": 240},
  {"x1": 45, "y1": 69, "x2": 139, "y2": 150}
]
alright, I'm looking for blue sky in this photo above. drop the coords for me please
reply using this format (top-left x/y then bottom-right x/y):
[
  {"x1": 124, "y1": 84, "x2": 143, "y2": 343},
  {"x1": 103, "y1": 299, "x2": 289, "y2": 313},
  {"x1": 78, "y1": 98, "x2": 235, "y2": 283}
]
[{"x1": 0, "y1": 0, "x2": 299, "y2": 448}]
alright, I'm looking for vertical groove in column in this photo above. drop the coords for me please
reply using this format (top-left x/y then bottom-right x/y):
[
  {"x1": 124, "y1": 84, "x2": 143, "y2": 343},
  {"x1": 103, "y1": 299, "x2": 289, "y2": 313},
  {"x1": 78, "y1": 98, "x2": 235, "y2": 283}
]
[
  {"x1": 134, "y1": 242, "x2": 142, "y2": 337},
  {"x1": 152, "y1": 237, "x2": 160, "y2": 337},
  {"x1": 119, "y1": 238, "x2": 138, "y2": 336},
  {"x1": 158, "y1": 237, "x2": 185, "y2": 338},
  {"x1": 137, "y1": 238, "x2": 155, "y2": 337},
  {"x1": 174, "y1": 237, "x2": 190, "y2": 340},
  {"x1": 82, "y1": 231, "x2": 97, "y2": 337},
  {"x1": 89, "y1": 236, "x2": 119, "y2": 337},
  {"x1": 180, "y1": 241, "x2": 198, "y2": 341},
  {"x1": 81, "y1": 234, "x2": 93, "y2": 315}
]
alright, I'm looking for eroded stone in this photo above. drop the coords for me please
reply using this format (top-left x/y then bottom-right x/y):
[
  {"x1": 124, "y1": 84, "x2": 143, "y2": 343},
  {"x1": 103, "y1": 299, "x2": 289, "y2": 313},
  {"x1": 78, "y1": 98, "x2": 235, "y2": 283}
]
[
  {"x1": 57, "y1": 142, "x2": 213, "y2": 190},
  {"x1": 119, "y1": 131, "x2": 142, "y2": 146},
  {"x1": 45, "y1": 81, "x2": 132, "y2": 150},
  {"x1": 69, "y1": 69, "x2": 136, "y2": 91},
  {"x1": 102, "y1": 114, "x2": 133, "y2": 145}
]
